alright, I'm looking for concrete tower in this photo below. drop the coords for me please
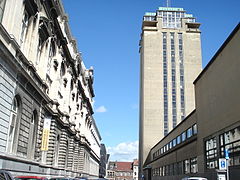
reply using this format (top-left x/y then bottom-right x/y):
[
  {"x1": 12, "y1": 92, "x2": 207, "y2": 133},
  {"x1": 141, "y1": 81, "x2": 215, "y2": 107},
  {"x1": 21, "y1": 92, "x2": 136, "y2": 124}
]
[{"x1": 139, "y1": 7, "x2": 202, "y2": 176}]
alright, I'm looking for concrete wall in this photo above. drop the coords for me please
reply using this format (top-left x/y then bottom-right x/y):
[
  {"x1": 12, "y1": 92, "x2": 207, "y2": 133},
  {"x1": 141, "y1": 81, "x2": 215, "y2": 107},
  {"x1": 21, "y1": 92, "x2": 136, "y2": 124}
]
[
  {"x1": 139, "y1": 10, "x2": 202, "y2": 174},
  {"x1": 195, "y1": 24, "x2": 240, "y2": 176}
]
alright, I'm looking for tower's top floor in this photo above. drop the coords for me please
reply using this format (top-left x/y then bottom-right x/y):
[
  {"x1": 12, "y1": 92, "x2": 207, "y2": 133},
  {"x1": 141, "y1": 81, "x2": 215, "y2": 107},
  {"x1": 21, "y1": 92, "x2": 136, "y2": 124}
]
[{"x1": 142, "y1": 7, "x2": 200, "y2": 30}]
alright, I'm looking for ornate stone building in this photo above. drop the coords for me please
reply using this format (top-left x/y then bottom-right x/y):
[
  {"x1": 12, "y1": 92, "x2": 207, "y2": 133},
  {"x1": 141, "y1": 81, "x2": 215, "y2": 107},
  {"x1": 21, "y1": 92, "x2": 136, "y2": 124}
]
[{"x1": 0, "y1": 0, "x2": 101, "y2": 178}]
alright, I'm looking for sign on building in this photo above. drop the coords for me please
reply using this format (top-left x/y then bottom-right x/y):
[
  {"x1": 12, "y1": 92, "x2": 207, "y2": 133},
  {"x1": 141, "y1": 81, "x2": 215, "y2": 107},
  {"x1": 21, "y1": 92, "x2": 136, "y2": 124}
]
[
  {"x1": 41, "y1": 117, "x2": 51, "y2": 151},
  {"x1": 219, "y1": 158, "x2": 227, "y2": 171},
  {"x1": 218, "y1": 174, "x2": 226, "y2": 180}
]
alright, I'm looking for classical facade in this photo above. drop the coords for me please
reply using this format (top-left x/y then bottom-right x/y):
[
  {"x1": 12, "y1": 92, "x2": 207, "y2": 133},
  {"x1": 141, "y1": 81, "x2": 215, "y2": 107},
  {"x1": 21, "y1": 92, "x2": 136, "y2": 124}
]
[
  {"x1": 143, "y1": 23, "x2": 240, "y2": 180},
  {"x1": 139, "y1": 7, "x2": 202, "y2": 175},
  {"x1": 0, "y1": 0, "x2": 101, "y2": 178}
]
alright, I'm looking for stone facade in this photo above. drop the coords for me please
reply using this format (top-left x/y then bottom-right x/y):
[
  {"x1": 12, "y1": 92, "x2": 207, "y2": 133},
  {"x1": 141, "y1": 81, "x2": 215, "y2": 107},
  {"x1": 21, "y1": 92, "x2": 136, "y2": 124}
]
[{"x1": 0, "y1": 0, "x2": 101, "y2": 178}]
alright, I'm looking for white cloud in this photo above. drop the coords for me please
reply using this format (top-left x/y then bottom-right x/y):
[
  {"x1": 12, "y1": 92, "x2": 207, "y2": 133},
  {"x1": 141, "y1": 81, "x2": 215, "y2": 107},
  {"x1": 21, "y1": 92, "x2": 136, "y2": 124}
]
[
  {"x1": 96, "y1": 106, "x2": 107, "y2": 113},
  {"x1": 107, "y1": 141, "x2": 138, "y2": 161}
]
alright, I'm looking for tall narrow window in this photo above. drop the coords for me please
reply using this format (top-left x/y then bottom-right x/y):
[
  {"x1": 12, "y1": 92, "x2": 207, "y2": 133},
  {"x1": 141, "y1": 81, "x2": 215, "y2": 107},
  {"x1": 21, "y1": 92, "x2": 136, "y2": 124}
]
[
  {"x1": 170, "y1": 32, "x2": 177, "y2": 128},
  {"x1": 47, "y1": 40, "x2": 56, "y2": 75},
  {"x1": 0, "y1": 0, "x2": 6, "y2": 22},
  {"x1": 20, "y1": 10, "x2": 29, "y2": 47},
  {"x1": 7, "y1": 96, "x2": 20, "y2": 153},
  {"x1": 36, "y1": 37, "x2": 43, "y2": 65},
  {"x1": 54, "y1": 134, "x2": 60, "y2": 166},
  {"x1": 178, "y1": 33, "x2": 185, "y2": 120},
  {"x1": 162, "y1": 32, "x2": 168, "y2": 136},
  {"x1": 28, "y1": 110, "x2": 38, "y2": 159},
  {"x1": 65, "y1": 140, "x2": 69, "y2": 169}
]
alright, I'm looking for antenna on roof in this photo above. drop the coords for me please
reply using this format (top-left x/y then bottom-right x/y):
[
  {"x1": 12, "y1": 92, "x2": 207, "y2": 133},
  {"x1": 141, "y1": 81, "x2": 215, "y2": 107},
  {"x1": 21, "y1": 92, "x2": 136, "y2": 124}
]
[{"x1": 166, "y1": 0, "x2": 171, "y2": 7}]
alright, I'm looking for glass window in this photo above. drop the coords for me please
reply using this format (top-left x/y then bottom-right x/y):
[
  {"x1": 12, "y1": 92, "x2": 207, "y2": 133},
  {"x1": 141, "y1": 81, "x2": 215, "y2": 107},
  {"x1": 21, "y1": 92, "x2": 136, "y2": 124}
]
[
  {"x1": 177, "y1": 161, "x2": 183, "y2": 175},
  {"x1": 20, "y1": 10, "x2": 29, "y2": 47},
  {"x1": 180, "y1": 132, "x2": 185, "y2": 142},
  {"x1": 220, "y1": 126, "x2": 240, "y2": 166},
  {"x1": 184, "y1": 159, "x2": 190, "y2": 174},
  {"x1": 193, "y1": 124, "x2": 197, "y2": 134},
  {"x1": 36, "y1": 37, "x2": 44, "y2": 65},
  {"x1": 7, "y1": 96, "x2": 21, "y2": 154},
  {"x1": 173, "y1": 139, "x2": 176, "y2": 147},
  {"x1": 205, "y1": 137, "x2": 217, "y2": 169},
  {"x1": 190, "y1": 157, "x2": 198, "y2": 173},
  {"x1": 177, "y1": 135, "x2": 181, "y2": 144},
  {"x1": 187, "y1": 127, "x2": 193, "y2": 138},
  {"x1": 28, "y1": 110, "x2": 38, "y2": 159},
  {"x1": 169, "y1": 141, "x2": 172, "y2": 149}
]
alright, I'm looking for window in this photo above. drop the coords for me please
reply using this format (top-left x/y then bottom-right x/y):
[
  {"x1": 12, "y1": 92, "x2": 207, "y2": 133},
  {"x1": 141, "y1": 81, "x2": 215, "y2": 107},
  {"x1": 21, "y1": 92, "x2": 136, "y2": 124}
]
[
  {"x1": 187, "y1": 127, "x2": 193, "y2": 138},
  {"x1": 177, "y1": 161, "x2": 183, "y2": 175},
  {"x1": 65, "y1": 140, "x2": 69, "y2": 169},
  {"x1": 184, "y1": 159, "x2": 190, "y2": 174},
  {"x1": 54, "y1": 134, "x2": 60, "y2": 166},
  {"x1": 7, "y1": 96, "x2": 21, "y2": 154},
  {"x1": 20, "y1": 10, "x2": 29, "y2": 47},
  {"x1": 36, "y1": 37, "x2": 44, "y2": 65},
  {"x1": 177, "y1": 135, "x2": 181, "y2": 144},
  {"x1": 205, "y1": 137, "x2": 217, "y2": 169},
  {"x1": 169, "y1": 141, "x2": 172, "y2": 149},
  {"x1": 190, "y1": 157, "x2": 198, "y2": 173},
  {"x1": 47, "y1": 40, "x2": 56, "y2": 75},
  {"x1": 182, "y1": 131, "x2": 186, "y2": 142},
  {"x1": 0, "y1": 0, "x2": 6, "y2": 22},
  {"x1": 173, "y1": 139, "x2": 176, "y2": 147},
  {"x1": 220, "y1": 126, "x2": 240, "y2": 166},
  {"x1": 193, "y1": 124, "x2": 197, "y2": 134},
  {"x1": 27, "y1": 110, "x2": 38, "y2": 159},
  {"x1": 60, "y1": 61, "x2": 66, "y2": 77},
  {"x1": 162, "y1": 32, "x2": 168, "y2": 136}
]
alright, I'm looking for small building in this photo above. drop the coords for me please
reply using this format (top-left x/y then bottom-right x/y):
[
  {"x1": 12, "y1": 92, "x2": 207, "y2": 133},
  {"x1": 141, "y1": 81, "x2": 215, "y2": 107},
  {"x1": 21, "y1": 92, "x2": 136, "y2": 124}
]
[{"x1": 107, "y1": 161, "x2": 136, "y2": 180}]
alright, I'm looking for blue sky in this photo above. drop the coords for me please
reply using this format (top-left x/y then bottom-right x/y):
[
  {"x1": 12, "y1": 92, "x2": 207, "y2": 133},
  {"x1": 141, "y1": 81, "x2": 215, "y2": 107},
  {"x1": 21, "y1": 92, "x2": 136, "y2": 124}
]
[{"x1": 62, "y1": 0, "x2": 240, "y2": 161}]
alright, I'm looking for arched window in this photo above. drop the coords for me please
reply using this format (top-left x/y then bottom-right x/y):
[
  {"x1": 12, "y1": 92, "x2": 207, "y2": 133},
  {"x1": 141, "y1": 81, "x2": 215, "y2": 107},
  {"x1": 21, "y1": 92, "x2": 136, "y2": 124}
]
[
  {"x1": 47, "y1": 39, "x2": 56, "y2": 75},
  {"x1": 20, "y1": 10, "x2": 29, "y2": 47},
  {"x1": 60, "y1": 61, "x2": 66, "y2": 77},
  {"x1": 7, "y1": 96, "x2": 21, "y2": 153},
  {"x1": 27, "y1": 110, "x2": 38, "y2": 159},
  {"x1": 36, "y1": 37, "x2": 44, "y2": 65}
]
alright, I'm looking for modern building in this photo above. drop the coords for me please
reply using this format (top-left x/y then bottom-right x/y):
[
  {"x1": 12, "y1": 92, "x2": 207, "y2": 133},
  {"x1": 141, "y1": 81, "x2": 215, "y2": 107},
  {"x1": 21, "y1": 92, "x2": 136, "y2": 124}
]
[
  {"x1": 139, "y1": 6, "x2": 202, "y2": 176},
  {"x1": 99, "y1": 144, "x2": 109, "y2": 178},
  {"x1": 0, "y1": 0, "x2": 101, "y2": 178},
  {"x1": 143, "y1": 23, "x2": 240, "y2": 180}
]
